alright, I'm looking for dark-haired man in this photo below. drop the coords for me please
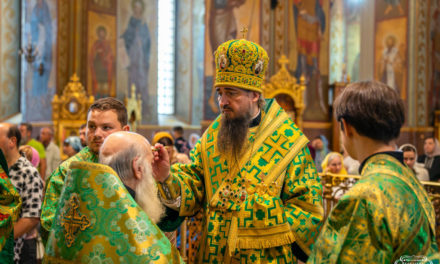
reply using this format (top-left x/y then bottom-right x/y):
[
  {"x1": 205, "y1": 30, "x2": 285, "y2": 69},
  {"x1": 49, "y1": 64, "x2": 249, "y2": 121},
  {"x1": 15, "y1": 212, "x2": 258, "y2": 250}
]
[
  {"x1": 172, "y1": 126, "x2": 190, "y2": 154},
  {"x1": 417, "y1": 136, "x2": 440, "y2": 181},
  {"x1": 153, "y1": 38, "x2": 323, "y2": 263},
  {"x1": 41, "y1": 97, "x2": 129, "y2": 240},
  {"x1": 0, "y1": 123, "x2": 43, "y2": 263},
  {"x1": 308, "y1": 80, "x2": 438, "y2": 263}
]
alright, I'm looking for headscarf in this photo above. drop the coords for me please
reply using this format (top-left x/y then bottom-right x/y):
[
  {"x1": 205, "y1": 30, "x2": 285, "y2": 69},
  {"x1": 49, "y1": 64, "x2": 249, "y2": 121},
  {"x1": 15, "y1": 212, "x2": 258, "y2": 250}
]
[
  {"x1": 399, "y1": 143, "x2": 419, "y2": 160},
  {"x1": 314, "y1": 135, "x2": 329, "y2": 172},
  {"x1": 321, "y1": 152, "x2": 347, "y2": 175},
  {"x1": 64, "y1": 136, "x2": 83, "y2": 153},
  {"x1": 188, "y1": 133, "x2": 200, "y2": 149},
  {"x1": 19, "y1": 145, "x2": 40, "y2": 167},
  {"x1": 152, "y1": 132, "x2": 174, "y2": 146},
  {"x1": 425, "y1": 138, "x2": 440, "y2": 158}
]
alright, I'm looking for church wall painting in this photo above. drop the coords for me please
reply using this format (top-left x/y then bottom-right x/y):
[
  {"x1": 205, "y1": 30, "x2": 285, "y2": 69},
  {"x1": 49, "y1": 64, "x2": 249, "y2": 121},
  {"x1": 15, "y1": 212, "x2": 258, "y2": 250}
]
[
  {"x1": 374, "y1": 0, "x2": 408, "y2": 100},
  {"x1": 286, "y1": 0, "x2": 330, "y2": 122},
  {"x1": 0, "y1": 0, "x2": 20, "y2": 120},
  {"x1": 344, "y1": 0, "x2": 361, "y2": 82},
  {"x1": 429, "y1": 0, "x2": 440, "y2": 114},
  {"x1": 203, "y1": 0, "x2": 262, "y2": 120},
  {"x1": 117, "y1": 0, "x2": 158, "y2": 124},
  {"x1": 20, "y1": 0, "x2": 57, "y2": 122},
  {"x1": 85, "y1": 0, "x2": 117, "y2": 98}
]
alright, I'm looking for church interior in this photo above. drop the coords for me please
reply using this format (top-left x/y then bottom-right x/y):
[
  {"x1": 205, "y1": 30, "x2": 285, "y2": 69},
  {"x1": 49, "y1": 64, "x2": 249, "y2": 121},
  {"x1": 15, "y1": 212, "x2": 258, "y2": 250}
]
[{"x1": 1, "y1": 0, "x2": 440, "y2": 262}]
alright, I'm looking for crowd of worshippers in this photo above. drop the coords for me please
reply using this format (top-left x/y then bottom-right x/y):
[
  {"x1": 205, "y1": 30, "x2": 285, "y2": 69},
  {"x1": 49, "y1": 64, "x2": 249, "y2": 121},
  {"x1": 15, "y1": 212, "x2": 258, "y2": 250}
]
[
  {"x1": 310, "y1": 134, "x2": 440, "y2": 182},
  {"x1": 0, "y1": 37, "x2": 439, "y2": 263}
]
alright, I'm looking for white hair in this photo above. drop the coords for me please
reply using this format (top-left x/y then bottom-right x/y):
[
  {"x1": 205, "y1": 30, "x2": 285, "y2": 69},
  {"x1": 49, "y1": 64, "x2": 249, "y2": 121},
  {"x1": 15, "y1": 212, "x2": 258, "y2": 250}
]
[
  {"x1": 99, "y1": 143, "x2": 165, "y2": 223},
  {"x1": 135, "y1": 160, "x2": 165, "y2": 224}
]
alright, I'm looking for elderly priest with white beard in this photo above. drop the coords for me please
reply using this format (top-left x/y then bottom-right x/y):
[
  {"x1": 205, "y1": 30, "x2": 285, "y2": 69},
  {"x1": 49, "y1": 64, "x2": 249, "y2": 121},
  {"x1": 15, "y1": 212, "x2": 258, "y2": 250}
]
[{"x1": 43, "y1": 131, "x2": 182, "y2": 263}]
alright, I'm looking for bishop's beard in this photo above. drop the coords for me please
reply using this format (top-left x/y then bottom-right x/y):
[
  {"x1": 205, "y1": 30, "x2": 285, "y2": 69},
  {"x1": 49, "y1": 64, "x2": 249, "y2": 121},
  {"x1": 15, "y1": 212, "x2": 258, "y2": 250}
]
[
  {"x1": 217, "y1": 110, "x2": 252, "y2": 161},
  {"x1": 135, "y1": 160, "x2": 165, "y2": 224}
]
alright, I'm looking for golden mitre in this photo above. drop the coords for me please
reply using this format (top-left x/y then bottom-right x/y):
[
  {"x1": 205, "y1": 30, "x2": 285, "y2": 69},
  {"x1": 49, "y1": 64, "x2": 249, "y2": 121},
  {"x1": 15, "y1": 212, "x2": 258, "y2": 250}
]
[{"x1": 214, "y1": 38, "x2": 269, "y2": 93}]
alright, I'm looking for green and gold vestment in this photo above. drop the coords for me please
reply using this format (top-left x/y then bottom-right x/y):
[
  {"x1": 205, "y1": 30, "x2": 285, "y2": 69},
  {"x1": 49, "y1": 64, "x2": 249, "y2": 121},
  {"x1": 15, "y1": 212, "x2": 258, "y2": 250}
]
[
  {"x1": 308, "y1": 153, "x2": 439, "y2": 263},
  {"x1": 0, "y1": 150, "x2": 21, "y2": 264},
  {"x1": 44, "y1": 161, "x2": 183, "y2": 263},
  {"x1": 159, "y1": 99, "x2": 323, "y2": 263},
  {"x1": 41, "y1": 147, "x2": 98, "y2": 241}
]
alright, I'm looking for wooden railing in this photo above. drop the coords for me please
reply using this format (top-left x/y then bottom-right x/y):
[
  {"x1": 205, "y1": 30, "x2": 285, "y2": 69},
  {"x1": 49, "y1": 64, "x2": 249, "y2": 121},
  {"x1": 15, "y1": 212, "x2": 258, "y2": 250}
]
[{"x1": 319, "y1": 172, "x2": 440, "y2": 246}]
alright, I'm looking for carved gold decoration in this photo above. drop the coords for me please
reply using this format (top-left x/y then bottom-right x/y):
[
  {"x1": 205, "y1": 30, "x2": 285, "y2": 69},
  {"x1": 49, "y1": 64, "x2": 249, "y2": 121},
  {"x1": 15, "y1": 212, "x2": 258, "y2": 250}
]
[
  {"x1": 52, "y1": 74, "x2": 94, "y2": 159},
  {"x1": 60, "y1": 194, "x2": 91, "y2": 247},
  {"x1": 262, "y1": 55, "x2": 306, "y2": 129},
  {"x1": 124, "y1": 84, "x2": 142, "y2": 132}
]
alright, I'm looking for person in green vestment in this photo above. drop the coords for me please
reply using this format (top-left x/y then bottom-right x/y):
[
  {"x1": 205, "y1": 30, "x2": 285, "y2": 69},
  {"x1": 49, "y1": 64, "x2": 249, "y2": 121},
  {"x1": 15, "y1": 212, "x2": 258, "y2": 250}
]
[
  {"x1": 43, "y1": 159, "x2": 183, "y2": 263},
  {"x1": 152, "y1": 38, "x2": 324, "y2": 263},
  {"x1": 0, "y1": 149, "x2": 22, "y2": 264},
  {"x1": 40, "y1": 97, "x2": 129, "y2": 242},
  {"x1": 308, "y1": 80, "x2": 439, "y2": 263}
]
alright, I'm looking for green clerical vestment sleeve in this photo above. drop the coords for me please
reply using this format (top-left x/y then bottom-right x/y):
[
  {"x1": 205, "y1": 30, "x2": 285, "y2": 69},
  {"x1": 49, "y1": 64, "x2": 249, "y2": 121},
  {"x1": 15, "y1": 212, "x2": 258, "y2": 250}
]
[
  {"x1": 158, "y1": 99, "x2": 324, "y2": 263},
  {"x1": 308, "y1": 154, "x2": 439, "y2": 263}
]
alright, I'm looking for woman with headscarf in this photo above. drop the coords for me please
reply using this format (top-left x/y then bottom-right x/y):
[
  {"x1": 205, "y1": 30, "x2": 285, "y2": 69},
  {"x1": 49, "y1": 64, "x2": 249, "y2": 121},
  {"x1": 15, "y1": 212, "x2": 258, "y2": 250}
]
[
  {"x1": 152, "y1": 132, "x2": 191, "y2": 165},
  {"x1": 311, "y1": 135, "x2": 329, "y2": 172},
  {"x1": 322, "y1": 152, "x2": 347, "y2": 175},
  {"x1": 417, "y1": 136, "x2": 440, "y2": 181},
  {"x1": 63, "y1": 136, "x2": 83, "y2": 159},
  {"x1": 322, "y1": 152, "x2": 353, "y2": 200},
  {"x1": 399, "y1": 144, "x2": 429, "y2": 182}
]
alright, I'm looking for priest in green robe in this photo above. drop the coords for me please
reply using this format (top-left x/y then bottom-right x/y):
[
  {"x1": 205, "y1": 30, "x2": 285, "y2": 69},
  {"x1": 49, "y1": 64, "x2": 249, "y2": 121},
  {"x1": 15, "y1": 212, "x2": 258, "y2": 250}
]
[
  {"x1": 0, "y1": 150, "x2": 21, "y2": 264},
  {"x1": 307, "y1": 80, "x2": 439, "y2": 263},
  {"x1": 152, "y1": 38, "x2": 324, "y2": 263},
  {"x1": 43, "y1": 161, "x2": 182, "y2": 263}
]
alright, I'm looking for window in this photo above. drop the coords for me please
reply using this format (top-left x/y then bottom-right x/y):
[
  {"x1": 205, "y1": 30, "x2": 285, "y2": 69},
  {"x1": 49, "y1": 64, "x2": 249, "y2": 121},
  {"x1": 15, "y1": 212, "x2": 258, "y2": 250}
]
[{"x1": 157, "y1": 0, "x2": 176, "y2": 115}]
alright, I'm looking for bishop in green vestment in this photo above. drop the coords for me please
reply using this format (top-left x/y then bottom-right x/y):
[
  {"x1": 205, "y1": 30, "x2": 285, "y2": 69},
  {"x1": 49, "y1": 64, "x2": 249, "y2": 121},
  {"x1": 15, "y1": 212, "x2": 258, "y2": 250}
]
[{"x1": 153, "y1": 38, "x2": 323, "y2": 263}]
